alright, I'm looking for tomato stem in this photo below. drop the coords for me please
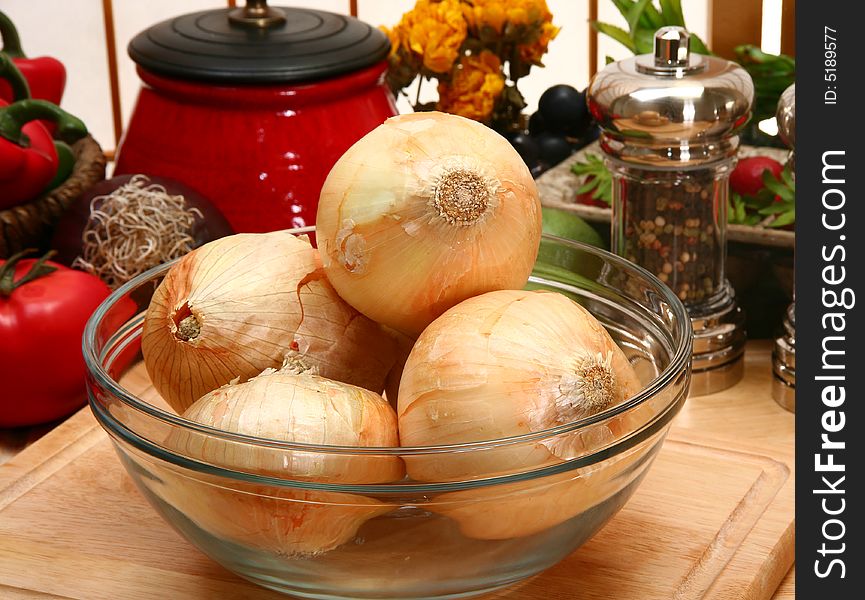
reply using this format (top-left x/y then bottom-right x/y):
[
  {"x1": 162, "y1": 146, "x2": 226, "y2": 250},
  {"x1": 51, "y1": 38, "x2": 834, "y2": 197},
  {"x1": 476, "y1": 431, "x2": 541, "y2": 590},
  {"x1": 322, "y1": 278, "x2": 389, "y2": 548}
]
[{"x1": 0, "y1": 248, "x2": 58, "y2": 297}]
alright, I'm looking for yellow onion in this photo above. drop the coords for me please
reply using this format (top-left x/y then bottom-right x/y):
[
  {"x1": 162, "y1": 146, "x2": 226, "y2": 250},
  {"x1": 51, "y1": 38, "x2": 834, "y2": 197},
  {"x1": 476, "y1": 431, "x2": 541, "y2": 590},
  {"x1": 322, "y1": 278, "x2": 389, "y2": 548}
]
[
  {"x1": 154, "y1": 368, "x2": 403, "y2": 555},
  {"x1": 177, "y1": 368, "x2": 404, "y2": 482},
  {"x1": 316, "y1": 111, "x2": 542, "y2": 337},
  {"x1": 398, "y1": 289, "x2": 642, "y2": 476},
  {"x1": 142, "y1": 231, "x2": 398, "y2": 413},
  {"x1": 431, "y1": 434, "x2": 660, "y2": 540},
  {"x1": 382, "y1": 329, "x2": 416, "y2": 410},
  {"x1": 396, "y1": 289, "x2": 647, "y2": 539}
]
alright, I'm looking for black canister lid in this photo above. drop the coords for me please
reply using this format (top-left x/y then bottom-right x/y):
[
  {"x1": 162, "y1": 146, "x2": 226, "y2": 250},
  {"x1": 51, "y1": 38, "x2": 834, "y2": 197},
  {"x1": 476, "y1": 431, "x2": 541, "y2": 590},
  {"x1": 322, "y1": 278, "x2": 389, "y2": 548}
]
[{"x1": 127, "y1": 2, "x2": 390, "y2": 84}]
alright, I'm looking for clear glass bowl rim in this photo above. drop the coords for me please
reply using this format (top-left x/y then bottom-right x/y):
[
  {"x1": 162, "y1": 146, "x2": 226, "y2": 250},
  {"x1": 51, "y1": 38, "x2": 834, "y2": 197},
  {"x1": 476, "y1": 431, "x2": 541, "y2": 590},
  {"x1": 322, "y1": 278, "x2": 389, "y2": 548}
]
[{"x1": 83, "y1": 227, "x2": 693, "y2": 457}]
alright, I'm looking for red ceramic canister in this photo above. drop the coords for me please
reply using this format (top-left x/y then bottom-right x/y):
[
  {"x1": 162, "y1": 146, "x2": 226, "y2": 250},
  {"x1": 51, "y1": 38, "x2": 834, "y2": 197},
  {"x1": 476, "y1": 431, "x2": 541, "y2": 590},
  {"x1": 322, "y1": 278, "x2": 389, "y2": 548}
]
[{"x1": 114, "y1": 1, "x2": 397, "y2": 233}]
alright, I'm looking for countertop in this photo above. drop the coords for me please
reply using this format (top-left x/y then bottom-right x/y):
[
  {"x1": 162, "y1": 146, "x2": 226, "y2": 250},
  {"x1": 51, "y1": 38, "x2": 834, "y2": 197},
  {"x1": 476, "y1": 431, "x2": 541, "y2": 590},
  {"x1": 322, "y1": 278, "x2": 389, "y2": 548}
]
[{"x1": 0, "y1": 340, "x2": 795, "y2": 598}]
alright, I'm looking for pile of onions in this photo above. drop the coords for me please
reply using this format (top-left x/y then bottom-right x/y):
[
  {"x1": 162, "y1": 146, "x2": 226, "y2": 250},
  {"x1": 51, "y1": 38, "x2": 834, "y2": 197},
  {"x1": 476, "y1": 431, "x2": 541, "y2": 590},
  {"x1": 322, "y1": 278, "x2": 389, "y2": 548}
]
[
  {"x1": 133, "y1": 111, "x2": 654, "y2": 550},
  {"x1": 316, "y1": 112, "x2": 542, "y2": 337},
  {"x1": 154, "y1": 366, "x2": 401, "y2": 555},
  {"x1": 142, "y1": 231, "x2": 399, "y2": 413}
]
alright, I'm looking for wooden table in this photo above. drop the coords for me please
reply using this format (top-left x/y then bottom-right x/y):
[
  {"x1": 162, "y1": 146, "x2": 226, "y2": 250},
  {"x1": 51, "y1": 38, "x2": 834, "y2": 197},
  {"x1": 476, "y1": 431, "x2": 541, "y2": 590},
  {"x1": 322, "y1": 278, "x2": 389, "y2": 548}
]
[{"x1": 0, "y1": 340, "x2": 795, "y2": 598}]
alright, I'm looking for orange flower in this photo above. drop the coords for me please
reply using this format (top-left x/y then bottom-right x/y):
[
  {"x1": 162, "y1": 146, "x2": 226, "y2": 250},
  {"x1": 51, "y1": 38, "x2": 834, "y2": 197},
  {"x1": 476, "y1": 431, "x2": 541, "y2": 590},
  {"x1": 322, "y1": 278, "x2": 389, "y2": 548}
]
[
  {"x1": 401, "y1": 0, "x2": 467, "y2": 74},
  {"x1": 436, "y1": 51, "x2": 505, "y2": 122},
  {"x1": 464, "y1": 0, "x2": 507, "y2": 34},
  {"x1": 518, "y1": 21, "x2": 560, "y2": 65},
  {"x1": 379, "y1": 25, "x2": 402, "y2": 58}
]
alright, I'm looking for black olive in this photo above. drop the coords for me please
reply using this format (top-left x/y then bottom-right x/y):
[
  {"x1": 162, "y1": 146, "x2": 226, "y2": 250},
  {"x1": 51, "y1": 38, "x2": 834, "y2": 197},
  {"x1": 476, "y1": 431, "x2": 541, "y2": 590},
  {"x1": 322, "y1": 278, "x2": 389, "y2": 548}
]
[
  {"x1": 528, "y1": 111, "x2": 547, "y2": 136},
  {"x1": 535, "y1": 132, "x2": 573, "y2": 167},
  {"x1": 505, "y1": 132, "x2": 541, "y2": 167},
  {"x1": 538, "y1": 84, "x2": 590, "y2": 136}
]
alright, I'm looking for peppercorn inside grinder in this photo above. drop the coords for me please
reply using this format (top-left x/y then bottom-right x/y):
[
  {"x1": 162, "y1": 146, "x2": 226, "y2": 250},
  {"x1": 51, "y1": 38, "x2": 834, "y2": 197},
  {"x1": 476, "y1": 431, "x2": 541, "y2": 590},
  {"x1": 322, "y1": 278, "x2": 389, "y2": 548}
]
[
  {"x1": 772, "y1": 84, "x2": 795, "y2": 412},
  {"x1": 587, "y1": 27, "x2": 755, "y2": 395}
]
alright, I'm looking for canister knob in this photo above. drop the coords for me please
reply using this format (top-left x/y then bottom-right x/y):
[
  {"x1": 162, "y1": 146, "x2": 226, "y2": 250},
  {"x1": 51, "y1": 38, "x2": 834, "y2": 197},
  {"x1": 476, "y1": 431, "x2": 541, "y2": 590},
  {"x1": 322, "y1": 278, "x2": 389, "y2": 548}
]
[
  {"x1": 229, "y1": 0, "x2": 286, "y2": 29},
  {"x1": 654, "y1": 26, "x2": 690, "y2": 67}
]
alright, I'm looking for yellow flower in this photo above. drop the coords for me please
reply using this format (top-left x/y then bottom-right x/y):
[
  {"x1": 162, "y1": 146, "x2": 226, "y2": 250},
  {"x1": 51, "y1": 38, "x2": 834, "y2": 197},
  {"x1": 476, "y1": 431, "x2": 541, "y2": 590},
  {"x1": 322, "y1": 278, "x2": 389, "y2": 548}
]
[
  {"x1": 464, "y1": 0, "x2": 507, "y2": 34},
  {"x1": 401, "y1": 0, "x2": 467, "y2": 74},
  {"x1": 518, "y1": 21, "x2": 560, "y2": 65},
  {"x1": 379, "y1": 25, "x2": 402, "y2": 58},
  {"x1": 436, "y1": 51, "x2": 505, "y2": 122}
]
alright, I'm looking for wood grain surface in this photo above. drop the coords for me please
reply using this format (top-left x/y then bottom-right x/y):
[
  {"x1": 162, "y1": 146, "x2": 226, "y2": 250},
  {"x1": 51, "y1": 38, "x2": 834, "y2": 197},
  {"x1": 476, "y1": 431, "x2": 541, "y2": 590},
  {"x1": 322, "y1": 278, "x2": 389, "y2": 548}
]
[{"x1": 0, "y1": 341, "x2": 795, "y2": 599}]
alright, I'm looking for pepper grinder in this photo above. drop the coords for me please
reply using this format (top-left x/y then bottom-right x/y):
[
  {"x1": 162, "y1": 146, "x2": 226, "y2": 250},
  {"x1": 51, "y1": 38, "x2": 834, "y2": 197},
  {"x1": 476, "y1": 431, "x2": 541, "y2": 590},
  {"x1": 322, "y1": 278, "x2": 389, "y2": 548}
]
[
  {"x1": 587, "y1": 27, "x2": 755, "y2": 395},
  {"x1": 772, "y1": 84, "x2": 795, "y2": 411}
]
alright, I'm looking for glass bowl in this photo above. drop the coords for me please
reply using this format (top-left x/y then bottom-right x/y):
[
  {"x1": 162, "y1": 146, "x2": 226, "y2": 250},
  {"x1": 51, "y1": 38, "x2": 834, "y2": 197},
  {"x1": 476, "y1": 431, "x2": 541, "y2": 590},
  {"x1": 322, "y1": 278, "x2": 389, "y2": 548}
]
[{"x1": 83, "y1": 231, "x2": 692, "y2": 600}]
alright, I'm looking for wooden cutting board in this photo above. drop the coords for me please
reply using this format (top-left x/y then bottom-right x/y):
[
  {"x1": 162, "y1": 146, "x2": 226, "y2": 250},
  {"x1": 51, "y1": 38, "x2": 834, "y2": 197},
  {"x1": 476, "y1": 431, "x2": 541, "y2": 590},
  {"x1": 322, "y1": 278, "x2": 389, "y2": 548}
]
[{"x1": 0, "y1": 343, "x2": 793, "y2": 599}]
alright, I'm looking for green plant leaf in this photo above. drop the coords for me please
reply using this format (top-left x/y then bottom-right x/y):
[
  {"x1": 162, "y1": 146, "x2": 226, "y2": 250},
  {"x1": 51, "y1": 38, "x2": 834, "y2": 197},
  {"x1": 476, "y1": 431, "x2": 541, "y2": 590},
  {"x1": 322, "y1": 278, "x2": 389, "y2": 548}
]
[
  {"x1": 627, "y1": 0, "x2": 653, "y2": 35},
  {"x1": 659, "y1": 0, "x2": 685, "y2": 26},
  {"x1": 610, "y1": 0, "x2": 638, "y2": 21},
  {"x1": 762, "y1": 169, "x2": 791, "y2": 198},
  {"x1": 781, "y1": 165, "x2": 794, "y2": 187},
  {"x1": 634, "y1": 27, "x2": 655, "y2": 54},
  {"x1": 592, "y1": 22, "x2": 638, "y2": 53},
  {"x1": 689, "y1": 33, "x2": 712, "y2": 55},
  {"x1": 577, "y1": 178, "x2": 601, "y2": 194},
  {"x1": 642, "y1": 2, "x2": 665, "y2": 28},
  {"x1": 769, "y1": 209, "x2": 795, "y2": 228}
]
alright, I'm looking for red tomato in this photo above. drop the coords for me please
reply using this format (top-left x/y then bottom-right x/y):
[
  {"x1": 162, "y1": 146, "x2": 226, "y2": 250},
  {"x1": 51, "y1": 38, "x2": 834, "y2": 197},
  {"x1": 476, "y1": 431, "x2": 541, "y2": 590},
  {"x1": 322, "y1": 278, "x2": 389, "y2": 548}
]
[
  {"x1": 0, "y1": 256, "x2": 110, "y2": 427},
  {"x1": 730, "y1": 156, "x2": 784, "y2": 197}
]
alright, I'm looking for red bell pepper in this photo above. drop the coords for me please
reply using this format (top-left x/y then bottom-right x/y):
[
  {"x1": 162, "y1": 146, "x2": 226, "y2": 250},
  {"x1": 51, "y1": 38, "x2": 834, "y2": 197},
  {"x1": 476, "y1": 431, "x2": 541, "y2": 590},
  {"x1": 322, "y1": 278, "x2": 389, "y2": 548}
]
[
  {"x1": 0, "y1": 10, "x2": 65, "y2": 105},
  {"x1": 1, "y1": 55, "x2": 87, "y2": 208}
]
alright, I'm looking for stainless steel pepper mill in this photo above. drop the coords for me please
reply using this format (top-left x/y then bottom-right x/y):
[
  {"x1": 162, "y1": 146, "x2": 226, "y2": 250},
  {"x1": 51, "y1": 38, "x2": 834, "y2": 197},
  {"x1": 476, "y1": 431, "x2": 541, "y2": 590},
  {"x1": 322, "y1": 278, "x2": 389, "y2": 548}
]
[
  {"x1": 772, "y1": 84, "x2": 795, "y2": 411},
  {"x1": 587, "y1": 27, "x2": 755, "y2": 395}
]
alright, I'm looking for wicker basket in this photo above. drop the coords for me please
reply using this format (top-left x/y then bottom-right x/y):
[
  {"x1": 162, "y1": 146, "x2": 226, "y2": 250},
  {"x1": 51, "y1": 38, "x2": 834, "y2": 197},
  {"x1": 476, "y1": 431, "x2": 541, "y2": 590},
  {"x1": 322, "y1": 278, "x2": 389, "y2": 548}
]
[{"x1": 0, "y1": 135, "x2": 106, "y2": 258}]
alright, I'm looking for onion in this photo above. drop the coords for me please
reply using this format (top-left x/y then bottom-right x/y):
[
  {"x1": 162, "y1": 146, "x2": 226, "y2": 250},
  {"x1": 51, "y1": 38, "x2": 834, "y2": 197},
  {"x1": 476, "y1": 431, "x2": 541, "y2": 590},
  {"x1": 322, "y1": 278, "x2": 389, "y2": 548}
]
[
  {"x1": 177, "y1": 367, "x2": 403, "y2": 482},
  {"x1": 396, "y1": 288, "x2": 646, "y2": 539},
  {"x1": 316, "y1": 112, "x2": 542, "y2": 337},
  {"x1": 153, "y1": 367, "x2": 402, "y2": 555},
  {"x1": 431, "y1": 436, "x2": 658, "y2": 540},
  {"x1": 398, "y1": 289, "x2": 641, "y2": 472},
  {"x1": 142, "y1": 231, "x2": 399, "y2": 413}
]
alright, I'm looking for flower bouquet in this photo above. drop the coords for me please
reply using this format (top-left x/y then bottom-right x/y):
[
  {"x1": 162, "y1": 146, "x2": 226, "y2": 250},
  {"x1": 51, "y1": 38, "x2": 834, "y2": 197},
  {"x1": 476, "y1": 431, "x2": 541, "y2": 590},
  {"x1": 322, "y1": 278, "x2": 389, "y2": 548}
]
[{"x1": 381, "y1": 0, "x2": 559, "y2": 131}]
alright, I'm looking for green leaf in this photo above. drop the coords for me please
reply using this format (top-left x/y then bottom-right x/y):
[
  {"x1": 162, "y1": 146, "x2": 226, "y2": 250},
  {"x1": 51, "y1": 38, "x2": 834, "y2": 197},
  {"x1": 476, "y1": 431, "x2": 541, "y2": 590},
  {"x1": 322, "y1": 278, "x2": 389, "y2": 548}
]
[
  {"x1": 659, "y1": 0, "x2": 685, "y2": 26},
  {"x1": 592, "y1": 22, "x2": 638, "y2": 53},
  {"x1": 577, "y1": 178, "x2": 601, "y2": 194},
  {"x1": 762, "y1": 170, "x2": 790, "y2": 197},
  {"x1": 627, "y1": 0, "x2": 653, "y2": 35},
  {"x1": 769, "y1": 210, "x2": 795, "y2": 227},
  {"x1": 689, "y1": 33, "x2": 712, "y2": 55},
  {"x1": 781, "y1": 165, "x2": 795, "y2": 188},
  {"x1": 634, "y1": 27, "x2": 655, "y2": 54},
  {"x1": 610, "y1": 0, "x2": 638, "y2": 21},
  {"x1": 642, "y1": 2, "x2": 665, "y2": 29}
]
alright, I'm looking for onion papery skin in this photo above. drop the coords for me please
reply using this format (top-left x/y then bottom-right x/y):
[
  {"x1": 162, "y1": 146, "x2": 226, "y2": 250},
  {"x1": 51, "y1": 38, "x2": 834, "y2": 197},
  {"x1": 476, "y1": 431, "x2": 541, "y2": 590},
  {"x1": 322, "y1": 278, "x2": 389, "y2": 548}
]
[
  {"x1": 396, "y1": 289, "x2": 646, "y2": 540},
  {"x1": 141, "y1": 231, "x2": 398, "y2": 413},
  {"x1": 156, "y1": 370, "x2": 403, "y2": 555},
  {"x1": 144, "y1": 463, "x2": 391, "y2": 557},
  {"x1": 176, "y1": 370, "x2": 404, "y2": 483},
  {"x1": 397, "y1": 289, "x2": 643, "y2": 482},
  {"x1": 431, "y1": 433, "x2": 661, "y2": 540},
  {"x1": 316, "y1": 112, "x2": 542, "y2": 337}
]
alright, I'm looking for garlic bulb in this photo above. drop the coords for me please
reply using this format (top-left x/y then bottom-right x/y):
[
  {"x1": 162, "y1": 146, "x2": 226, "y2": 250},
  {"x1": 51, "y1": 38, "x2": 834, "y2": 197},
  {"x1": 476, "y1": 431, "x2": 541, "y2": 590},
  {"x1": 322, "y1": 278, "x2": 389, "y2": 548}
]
[
  {"x1": 398, "y1": 289, "x2": 643, "y2": 482},
  {"x1": 142, "y1": 231, "x2": 398, "y2": 413},
  {"x1": 155, "y1": 368, "x2": 402, "y2": 555},
  {"x1": 316, "y1": 112, "x2": 542, "y2": 337}
]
